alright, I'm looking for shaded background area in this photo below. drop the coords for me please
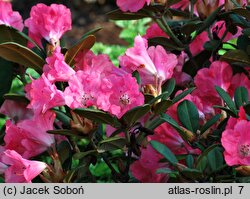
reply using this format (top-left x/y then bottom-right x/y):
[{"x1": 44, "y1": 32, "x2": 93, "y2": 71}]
[{"x1": 12, "y1": 0, "x2": 127, "y2": 46}]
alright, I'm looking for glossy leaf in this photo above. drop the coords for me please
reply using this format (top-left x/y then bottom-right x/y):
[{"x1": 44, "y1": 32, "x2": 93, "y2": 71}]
[
  {"x1": 0, "y1": 42, "x2": 44, "y2": 73},
  {"x1": 172, "y1": 87, "x2": 196, "y2": 104},
  {"x1": 207, "y1": 147, "x2": 224, "y2": 172},
  {"x1": 200, "y1": 114, "x2": 221, "y2": 134},
  {"x1": 153, "y1": 100, "x2": 172, "y2": 115},
  {"x1": 220, "y1": 49, "x2": 250, "y2": 66},
  {"x1": 234, "y1": 86, "x2": 249, "y2": 109},
  {"x1": 0, "y1": 25, "x2": 26, "y2": 46},
  {"x1": 215, "y1": 86, "x2": 237, "y2": 114},
  {"x1": 53, "y1": 109, "x2": 72, "y2": 128},
  {"x1": 122, "y1": 104, "x2": 150, "y2": 126},
  {"x1": 97, "y1": 137, "x2": 127, "y2": 152},
  {"x1": 74, "y1": 108, "x2": 121, "y2": 128},
  {"x1": 47, "y1": 129, "x2": 83, "y2": 139},
  {"x1": 65, "y1": 35, "x2": 96, "y2": 66},
  {"x1": 162, "y1": 78, "x2": 176, "y2": 100},
  {"x1": 151, "y1": 140, "x2": 178, "y2": 165},
  {"x1": 177, "y1": 100, "x2": 199, "y2": 133}
]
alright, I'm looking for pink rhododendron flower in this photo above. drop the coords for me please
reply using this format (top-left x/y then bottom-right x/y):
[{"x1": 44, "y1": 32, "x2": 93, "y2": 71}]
[
  {"x1": 43, "y1": 47, "x2": 75, "y2": 83},
  {"x1": 0, "y1": 150, "x2": 47, "y2": 183},
  {"x1": 105, "y1": 73, "x2": 144, "y2": 118},
  {"x1": 213, "y1": 21, "x2": 242, "y2": 42},
  {"x1": 25, "y1": 74, "x2": 65, "y2": 114},
  {"x1": 64, "y1": 71, "x2": 103, "y2": 109},
  {"x1": 119, "y1": 35, "x2": 177, "y2": 85},
  {"x1": 221, "y1": 120, "x2": 250, "y2": 166},
  {"x1": 193, "y1": 61, "x2": 233, "y2": 115},
  {"x1": 0, "y1": 0, "x2": 24, "y2": 31},
  {"x1": 74, "y1": 50, "x2": 114, "y2": 73},
  {"x1": 228, "y1": 73, "x2": 250, "y2": 98},
  {"x1": 65, "y1": 50, "x2": 144, "y2": 118},
  {"x1": 116, "y1": 0, "x2": 150, "y2": 12},
  {"x1": 143, "y1": 23, "x2": 169, "y2": 39},
  {"x1": 130, "y1": 145, "x2": 168, "y2": 182},
  {"x1": 25, "y1": 3, "x2": 72, "y2": 46},
  {"x1": 3, "y1": 111, "x2": 55, "y2": 159},
  {"x1": 0, "y1": 100, "x2": 33, "y2": 123},
  {"x1": 171, "y1": 0, "x2": 190, "y2": 11},
  {"x1": 189, "y1": 31, "x2": 209, "y2": 56},
  {"x1": 152, "y1": 123, "x2": 201, "y2": 155}
]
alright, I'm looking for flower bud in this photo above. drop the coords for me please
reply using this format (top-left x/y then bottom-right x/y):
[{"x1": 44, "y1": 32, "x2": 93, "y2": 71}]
[
  {"x1": 180, "y1": 126, "x2": 196, "y2": 143},
  {"x1": 235, "y1": 165, "x2": 250, "y2": 176},
  {"x1": 196, "y1": 0, "x2": 221, "y2": 18}
]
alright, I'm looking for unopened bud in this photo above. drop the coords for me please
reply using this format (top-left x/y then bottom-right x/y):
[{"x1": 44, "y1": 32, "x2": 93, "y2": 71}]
[
  {"x1": 235, "y1": 165, "x2": 250, "y2": 176},
  {"x1": 180, "y1": 126, "x2": 196, "y2": 143},
  {"x1": 196, "y1": 0, "x2": 221, "y2": 18}
]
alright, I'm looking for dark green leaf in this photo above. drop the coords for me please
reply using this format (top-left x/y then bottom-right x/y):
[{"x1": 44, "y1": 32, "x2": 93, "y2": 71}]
[
  {"x1": 220, "y1": 49, "x2": 250, "y2": 66},
  {"x1": 47, "y1": 129, "x2": 83, "y2": 138},
  {"x1": 148, "y1": 37, "x2": 184, "y2": 51},
  {"x1": 186, "y1": 154, "x2": 194, "y2": 168},
  {"x1": 0, "y1": 58, "x2": 14, "y2": 105},
  {"x1": 0, "y1": 25, "x2": 26, "y2": 46},
  {"x1": 207, "y1": 147, "x2": 224, "y2": 172},
  {"x1": 213, "y1": 105, "x2": 237, "y2": 117},
  {"x1": 144, "y1": 117, "x2": 165, "y2": 130},
  {"x1": 215, "y1": 86, "x2": 237, "y2": 114},
  {"x1": 73, "y1": 150, "x2": 97, "y2": 160},
  {"x1": 204, "y1": 40, "x2": 221, "y2": 51},
  {"x1": 107, "y1": 9, "x2": 148, "y2": 20},
  {"x1": 196, "y1": 144, "x2": 219, "y2": 171},
  {"x1": 183, "y1": 50, "x2": 212, "y2": 77},
  {"x1": 156, "y1": 168, "x2": 179, "y2": 175},
  {"x1": 234, "y1": 87, "x2": 249, "y2": 109},
  {"x1": 0, "y1": 42, "x2": 45, "y2": 73},
  {"x1": 122, "y1": 104, "x2": 150, "y2": 126},
  {"x1": 172, "y1": 87, "x2": 196, "y2": 104},
  {"x1": 160, "y1": 113, "x2": 192, "y2": 141},
  {"x1": 181, "y1": 168, "x2": 203, "y2": 180},
  {"x1": 154, "y1": 100, "x2": 172, "y2": 114},
  {"x1": 98, "y1": 137, "x2": 127, "y2": 152},
  {"x1": 151, "y1": 140, "x2": 178, "y2": 165},
  {"x1": 200, "y1": 114, "x2": 221, "y2": 134},
  {"x1": 181, "y1": 21, "x2": 202, "y2": 36},
  {"x1": 3, "y1": 93, "x2": 29, "y2": 104},
  {"x1": 148, "y1": 91, "x2": 169, "y2": 105},
  {"x1": 177, "y1": 100, "x2": 199, "y2": 133},
  {"x1": 65, "y1": 35, "x2": 96, "y2": 66},
  {"x1": 232, "y1": 8, "x2": 250, "y2": 21},
  {"x1": 57, "y1": 141, "x2": 72, "y2": 170},
  {"x1": 162, "y1": 78, "x2": 176, "y2": 100},
  {"x1": 74, "y1": 108, "x2": 121, "y2": 128},
  {"x1": 53, "y1": 109, "x2": 72, "y2": 128}
]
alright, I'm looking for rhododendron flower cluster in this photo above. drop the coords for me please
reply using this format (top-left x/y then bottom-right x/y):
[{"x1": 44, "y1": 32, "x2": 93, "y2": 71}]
[
  {"x1": 25, "y1": 3, "x2": 72, "y2": 46},
  {"x1": 1, "y1": 0, "x2": 250, "y2": 183}
]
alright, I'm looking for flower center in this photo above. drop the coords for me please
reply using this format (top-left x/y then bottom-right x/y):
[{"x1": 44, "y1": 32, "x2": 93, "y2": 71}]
[
  {"x1": 239, "y1": 144, "x2": 250, "y2": 157},
  {"x1": 119, "y1": 93, "x2": 130, "y2": 105},
  {"x1": 81, "y1": 93, "x2": 92, "y2": 106}
]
